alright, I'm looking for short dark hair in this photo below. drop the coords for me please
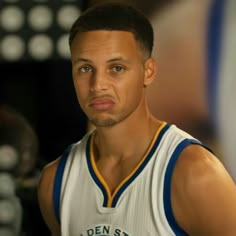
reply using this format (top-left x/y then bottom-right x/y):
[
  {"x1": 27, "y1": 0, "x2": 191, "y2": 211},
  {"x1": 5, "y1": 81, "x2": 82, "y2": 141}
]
[{"x1": 69, "y1": 2, "x2": 154, "y2": 57}]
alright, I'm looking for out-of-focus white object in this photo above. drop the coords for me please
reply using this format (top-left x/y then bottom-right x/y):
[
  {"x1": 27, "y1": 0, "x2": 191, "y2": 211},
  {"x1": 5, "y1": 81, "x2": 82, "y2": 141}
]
[
  {"x1": 57, "y1": 5, "x2": 81, "y2": 30},
  {"x1": 0, "y1": 145, "x2": 18, "y2": 171},
  {"x1": 28, "y1": 34, "x2": 53, "y2": 60},
  {"x1": 0, "y1": 197, "x2": 22, "y2": 235},
  {"x1": 0, "y1": 174, "x2": 15, "y2": 197},
  {"x1": 0, "y1": 228, "x2": 15, "y2": 236},
  {"x1": 0, "y1": 6, "x2": 25, "y2": 32},
  {"x1": 0, "y1": 36, "x2": 25, "y2": 61},
  {"x1": 0, "y1": 200, "x2": 15, "y2": 224},
  {"x1": 28, "y1": 5, "x2": 53, "y2": 31},
  {"x1": 216, "y1": 0, "x2": 236, "y2": 181}
]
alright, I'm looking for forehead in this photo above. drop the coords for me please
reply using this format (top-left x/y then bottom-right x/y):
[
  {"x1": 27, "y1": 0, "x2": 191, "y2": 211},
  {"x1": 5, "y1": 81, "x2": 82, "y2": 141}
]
[{"x1": 71, "y1": 30, "x2": 143, "y2": 61}]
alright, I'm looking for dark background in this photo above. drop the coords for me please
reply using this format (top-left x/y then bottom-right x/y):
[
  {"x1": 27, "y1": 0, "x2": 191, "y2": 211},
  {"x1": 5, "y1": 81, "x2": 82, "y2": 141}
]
[
  {"x1": 0, "y1": 60, "x2": 87, "y2": 163},
  {"x1": 0, "y1": 60, "x2": 87, "y2": 236}
]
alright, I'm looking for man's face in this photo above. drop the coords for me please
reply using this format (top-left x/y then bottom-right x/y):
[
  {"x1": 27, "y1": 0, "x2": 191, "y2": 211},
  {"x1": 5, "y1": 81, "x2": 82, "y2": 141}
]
[{"x1": 71, "y1": 30, "x2": 151, "y2": 127}]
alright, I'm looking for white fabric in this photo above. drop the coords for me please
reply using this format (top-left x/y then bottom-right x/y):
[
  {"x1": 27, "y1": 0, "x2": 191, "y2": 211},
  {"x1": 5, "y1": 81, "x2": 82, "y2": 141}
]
[{"x1": 58, "y1": 123, "x2": 198, "y2": 236}]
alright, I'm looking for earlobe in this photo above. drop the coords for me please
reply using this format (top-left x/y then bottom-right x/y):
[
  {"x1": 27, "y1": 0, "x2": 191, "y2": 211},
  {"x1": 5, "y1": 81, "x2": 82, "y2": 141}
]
[{"x1": 144, "y1": 58, "x2": 157, "y2": 86}]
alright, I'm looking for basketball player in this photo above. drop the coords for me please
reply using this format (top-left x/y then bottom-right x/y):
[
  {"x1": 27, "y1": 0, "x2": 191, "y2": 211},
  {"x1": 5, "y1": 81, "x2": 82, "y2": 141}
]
[{"x1": 37, "y1": 3, "x2": 236, "y2": 235}]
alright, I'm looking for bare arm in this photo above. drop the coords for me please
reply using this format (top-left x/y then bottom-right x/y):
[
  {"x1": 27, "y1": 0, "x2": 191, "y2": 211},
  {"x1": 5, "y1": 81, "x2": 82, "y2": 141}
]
[
  {"x1": 37, "y1": 159, "x2": 61, "y2": 236},
  {"x1": 171, "y1": 144, "x2": 236, "y2": 235}
]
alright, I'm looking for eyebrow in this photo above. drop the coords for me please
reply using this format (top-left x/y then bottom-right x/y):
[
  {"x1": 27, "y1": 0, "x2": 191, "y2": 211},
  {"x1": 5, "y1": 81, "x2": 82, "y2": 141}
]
[
  {"x1": 73, "y1": 57, "x2": 131, "y2": 65},
  {"x1": 73, "y1": 58, "x2": 91, "y2": 64},
  {"x1": 107, "y1": 57, "x2": 130, "y2": 63}
]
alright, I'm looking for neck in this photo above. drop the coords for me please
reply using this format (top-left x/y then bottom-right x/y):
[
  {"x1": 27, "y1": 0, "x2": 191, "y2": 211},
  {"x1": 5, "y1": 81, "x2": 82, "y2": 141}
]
[{"x1": 93, "y1": 112, "x2": 163, "y2": 163}]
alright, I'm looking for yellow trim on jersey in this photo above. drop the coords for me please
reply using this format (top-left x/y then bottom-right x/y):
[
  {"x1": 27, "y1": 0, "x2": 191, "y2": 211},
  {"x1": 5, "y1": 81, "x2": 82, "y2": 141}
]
[
  {"x1": 90, "y1": 121, "x2": 167, "y2": 207},
  {"x1": 90, "y1": 136, "x2": 113, "y2": 206}
]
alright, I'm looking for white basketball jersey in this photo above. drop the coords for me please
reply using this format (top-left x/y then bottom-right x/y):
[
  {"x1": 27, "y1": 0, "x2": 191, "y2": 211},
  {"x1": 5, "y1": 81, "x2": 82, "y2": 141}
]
[{"x1": 53, "y1": 122, "x2": 203, "y2": 236}]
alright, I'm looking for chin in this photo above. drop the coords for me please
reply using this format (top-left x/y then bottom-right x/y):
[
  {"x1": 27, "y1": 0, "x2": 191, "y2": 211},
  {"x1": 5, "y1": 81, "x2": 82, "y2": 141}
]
[{"x1": 90, "y1": 118, "x2": 117, "y2": 127}]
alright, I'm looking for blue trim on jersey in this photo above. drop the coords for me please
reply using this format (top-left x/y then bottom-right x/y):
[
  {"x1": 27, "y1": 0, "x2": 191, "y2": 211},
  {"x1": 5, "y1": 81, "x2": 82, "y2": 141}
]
[
  {"x1": 163, "y1": 139, "x2": 201, "y2": 236},
  {"x1": 112, "y1": 123, "x2": 171, "y2": 207},
  {"x1": 86, "y1": 135, "x2": 109, "y2": 207},
  {"x1": 86, "y1": 123, "x2": 171, "y2": 208},
  {"x1": 53, "y1": 144, "x2": 74, "y2": 224},
  {"x1": 207, "y1": 0, "x2": 225, "y2": 124}
]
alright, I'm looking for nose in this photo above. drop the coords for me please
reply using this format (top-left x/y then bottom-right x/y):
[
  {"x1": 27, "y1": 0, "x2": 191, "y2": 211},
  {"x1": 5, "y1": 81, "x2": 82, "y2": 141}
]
[{"x1": 90, "y1": 70, "x2": 109, "y2": 92}]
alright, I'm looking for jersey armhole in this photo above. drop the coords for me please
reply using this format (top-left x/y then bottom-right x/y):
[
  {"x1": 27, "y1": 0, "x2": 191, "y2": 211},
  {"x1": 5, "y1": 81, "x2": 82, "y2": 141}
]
[
  {"x1": 53, "y1": 144, "x2": 74, "y2": 224},
  {"x1": 163, "y1": 138, "x2": 202, "y2": 236}
]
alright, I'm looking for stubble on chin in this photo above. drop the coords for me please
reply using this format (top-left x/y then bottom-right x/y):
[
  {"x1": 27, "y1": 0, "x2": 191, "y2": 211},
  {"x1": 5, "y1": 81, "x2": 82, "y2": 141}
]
[{"x1": 89, "y1": 118, "x2": 117, "y2": 127}]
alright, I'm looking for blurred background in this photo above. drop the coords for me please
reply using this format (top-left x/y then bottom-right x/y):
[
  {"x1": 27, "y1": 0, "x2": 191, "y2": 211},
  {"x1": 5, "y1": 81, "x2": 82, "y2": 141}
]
[
  {"x1": 0, "y1": 0, "x2": 235, "y2": 235},
  {"x1": 0, "y1": 1, "x2": 88, "y2": 235}
]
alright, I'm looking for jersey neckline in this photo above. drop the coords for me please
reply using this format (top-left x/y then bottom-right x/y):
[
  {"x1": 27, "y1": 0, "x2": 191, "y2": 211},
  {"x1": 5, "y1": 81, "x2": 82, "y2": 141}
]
[{"x1": 86, "y1": 121, "x2": 171, "y2": 208}]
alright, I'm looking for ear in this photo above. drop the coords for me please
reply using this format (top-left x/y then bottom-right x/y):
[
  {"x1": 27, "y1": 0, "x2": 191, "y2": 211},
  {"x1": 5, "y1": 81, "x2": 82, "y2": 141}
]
[{"x1": 144, "y1": 57, "x2": 157, "y2": 86}]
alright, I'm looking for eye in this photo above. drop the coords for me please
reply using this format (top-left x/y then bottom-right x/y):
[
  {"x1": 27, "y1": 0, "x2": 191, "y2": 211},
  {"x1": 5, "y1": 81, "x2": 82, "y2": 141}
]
[
  {"x1": 79, "y1": 65, "x2": 93, "y2": 73},
  {"x1": 112, "y1": 65, "x2": 125, "y2": 73}
]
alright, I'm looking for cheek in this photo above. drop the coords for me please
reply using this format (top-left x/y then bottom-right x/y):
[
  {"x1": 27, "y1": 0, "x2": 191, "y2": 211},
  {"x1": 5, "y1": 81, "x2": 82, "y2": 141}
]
[
  {"x1": 121, "y1": 78, "x2": 144, "y2": 104},
  {"x1": 73, "y1": 80, "x2": 89, "y2": 101}
]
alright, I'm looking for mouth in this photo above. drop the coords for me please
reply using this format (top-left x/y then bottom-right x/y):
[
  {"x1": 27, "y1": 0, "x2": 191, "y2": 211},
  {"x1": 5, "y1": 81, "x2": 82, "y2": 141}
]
[{"x1": 89, "y1": 97, "x2": 115, "y2": 111}]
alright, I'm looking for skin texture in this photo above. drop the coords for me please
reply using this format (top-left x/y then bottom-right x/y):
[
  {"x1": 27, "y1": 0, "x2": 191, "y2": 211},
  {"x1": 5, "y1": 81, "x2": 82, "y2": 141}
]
[
  {"x1": 71, "y1": 31, "x2": 153, "y2": 127},
  {"x1": 38, "y1": 30, "x2": 236, "y2": 236}
]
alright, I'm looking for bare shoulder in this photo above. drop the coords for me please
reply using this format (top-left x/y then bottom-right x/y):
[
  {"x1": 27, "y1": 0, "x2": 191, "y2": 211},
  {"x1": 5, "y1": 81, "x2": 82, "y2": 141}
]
[
  {"x1": 38, "y1": 158, "x2": 60, "y2": 190},
  {"x1": 171, "y1": 144, "x2": 236, "y2": 235},
  {"x1": 37, "y1": 158, "x2": 61, "y2": 235}
]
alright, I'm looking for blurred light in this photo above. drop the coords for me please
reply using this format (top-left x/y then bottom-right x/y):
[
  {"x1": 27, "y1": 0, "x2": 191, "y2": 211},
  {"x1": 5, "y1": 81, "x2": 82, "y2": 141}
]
[
  {"x1": 1, "y1": 36, "x2": 25, "y2": 61},
  {"x1": 28, "y1": 34, "x2": 53, "y2": 60},
  {"x1": 0, "y1": 145, "x2": 18, "y2": 170},
  {"x1": 0, "y1": 200, "x2": 16, "y2": 224},
  {"x1": 0, "y1": 1, "x2": 83, "y2": 61},
  {"x1": 0, "y1": 174, "x2": 15, "y2": 197},
  {"x1": 57, "y1": 34, "x2": 71, "y2": 59},
  {"x1": 0, "y1": 228, "x2": 14, "y2": 236},
  {"x1": 0, "y1": 6, "x2": 24, "y2": 32},
  {"x1": 57, "y1": 5, "x2": 81, "y2": 30},
  {"x1": 28, "y1": 5, "x2": 53, "y2": 31}
]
